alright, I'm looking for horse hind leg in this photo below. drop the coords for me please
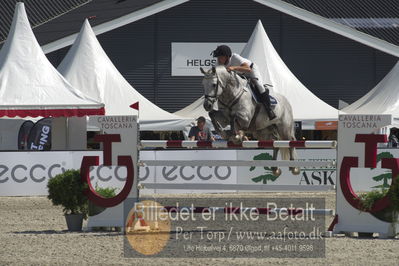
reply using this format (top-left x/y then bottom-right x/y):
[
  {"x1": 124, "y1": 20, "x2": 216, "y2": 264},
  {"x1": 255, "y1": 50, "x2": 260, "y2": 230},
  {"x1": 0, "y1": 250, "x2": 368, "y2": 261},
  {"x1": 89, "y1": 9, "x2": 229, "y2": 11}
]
[
  {"x1": 256, "y1": 126, "x2": 281, "y2": 177},
  {"x1": 274, "y1": 123, "x2": 300, "y2": 175},
  {"x1": 287, "y1": 131, "x2": 300, "y2": 175}
]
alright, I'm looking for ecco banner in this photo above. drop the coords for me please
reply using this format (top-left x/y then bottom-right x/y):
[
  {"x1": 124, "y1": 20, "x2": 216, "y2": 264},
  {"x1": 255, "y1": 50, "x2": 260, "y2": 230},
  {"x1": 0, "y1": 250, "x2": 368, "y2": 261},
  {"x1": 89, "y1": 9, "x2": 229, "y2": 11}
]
[
  {"x1": 171, "y1": 42, "x2": 245, "y2": 76},
  {"x1": 0, "y1": 151, "x2": 99, "y2": 196}
]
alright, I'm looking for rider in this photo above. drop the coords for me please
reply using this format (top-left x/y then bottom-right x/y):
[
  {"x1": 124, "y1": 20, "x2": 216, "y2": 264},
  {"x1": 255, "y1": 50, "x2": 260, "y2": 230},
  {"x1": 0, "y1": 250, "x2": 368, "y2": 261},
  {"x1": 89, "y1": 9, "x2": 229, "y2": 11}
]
[{"x1": 211, "y1": 45, "x2": 276, "y2": 120}]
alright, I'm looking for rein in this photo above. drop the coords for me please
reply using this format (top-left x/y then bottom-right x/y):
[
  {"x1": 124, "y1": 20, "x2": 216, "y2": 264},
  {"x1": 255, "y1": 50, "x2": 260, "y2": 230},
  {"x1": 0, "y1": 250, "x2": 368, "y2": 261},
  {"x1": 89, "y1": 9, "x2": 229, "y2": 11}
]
[
  {"x1": 204, "y1": 79, "x2": 220, "y2": 101},
  {"x1": 218, "y1": 89, "x2": 245, "y2": 110},
  {"x1": 205, "y1": 72, "x2": 245, "y2": 111}
]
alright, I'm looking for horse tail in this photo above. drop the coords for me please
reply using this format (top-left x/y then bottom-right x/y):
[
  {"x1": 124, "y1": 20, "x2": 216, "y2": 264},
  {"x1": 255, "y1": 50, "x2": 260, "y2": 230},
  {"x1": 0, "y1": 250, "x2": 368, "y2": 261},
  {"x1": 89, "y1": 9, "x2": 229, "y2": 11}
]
[
  {"x1": 268, "y1": 124, "x2": 291, "y2": 160},
  {"x1": 273, "y1": 94, "x2": 297, "y2": 161}
]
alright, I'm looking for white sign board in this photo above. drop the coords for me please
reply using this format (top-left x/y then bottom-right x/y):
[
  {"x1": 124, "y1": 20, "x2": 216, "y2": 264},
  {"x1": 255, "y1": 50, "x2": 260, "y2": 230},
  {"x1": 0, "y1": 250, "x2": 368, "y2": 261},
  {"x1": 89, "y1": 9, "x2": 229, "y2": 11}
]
[
  {"x1": 86, "y1": 115, "x2": 138, "y2": 228},
  {"x1": 0, "y1": 151, "x2": 102, "y2": 196},
  {"x1": 139, "y1": 150, "x2": 237, "y2": 195},
  {"x1": 5, "y1": 148, "x2": 399, "y2": 196},
  {"x1": 171, "y1": 42, "x2": 245, "y2": 76},
  {"x1": 334, "y1": 114, "x2": 397, "y2": 237}
]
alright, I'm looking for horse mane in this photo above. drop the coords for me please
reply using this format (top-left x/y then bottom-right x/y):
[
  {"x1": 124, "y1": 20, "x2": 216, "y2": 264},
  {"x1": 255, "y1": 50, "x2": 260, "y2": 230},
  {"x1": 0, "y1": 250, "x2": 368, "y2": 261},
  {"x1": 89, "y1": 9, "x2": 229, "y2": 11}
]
[{"x1": 215, "y1": 66, "x2": 247, "y2": 91}]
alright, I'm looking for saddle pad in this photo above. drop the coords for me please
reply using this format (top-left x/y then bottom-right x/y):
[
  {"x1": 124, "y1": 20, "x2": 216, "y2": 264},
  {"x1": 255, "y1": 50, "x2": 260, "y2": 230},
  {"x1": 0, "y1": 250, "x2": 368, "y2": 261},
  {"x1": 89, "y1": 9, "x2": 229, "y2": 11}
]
[
  {"x1": 248, "y1": 84, "x2": 278, "y2": 106},
  {"x1": 269, "y1": 95, "x2": 277, "y2": 105}
]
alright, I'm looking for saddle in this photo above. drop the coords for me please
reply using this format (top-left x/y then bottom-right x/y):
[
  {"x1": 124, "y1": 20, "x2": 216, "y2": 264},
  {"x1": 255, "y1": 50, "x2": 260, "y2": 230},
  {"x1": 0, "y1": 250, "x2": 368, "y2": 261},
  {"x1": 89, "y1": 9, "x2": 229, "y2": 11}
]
[
  {"x1": 244, "y1": 77, "x2": 277, "y2": 106},
  {"x1": 235, "y1": 72, "x2": 277, "y2": 106}
]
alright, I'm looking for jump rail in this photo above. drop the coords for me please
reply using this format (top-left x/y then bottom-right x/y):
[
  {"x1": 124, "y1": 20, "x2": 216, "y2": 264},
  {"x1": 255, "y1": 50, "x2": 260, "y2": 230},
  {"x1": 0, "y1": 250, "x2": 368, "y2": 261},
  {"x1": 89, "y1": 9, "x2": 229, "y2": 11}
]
[
  {"x1": 139, "y1": 159, "x2": 335, "y2": 168},
  {"x1": 138, "y1": 183, "x2": 335, "y2": 192},
  {"x1": 140, "y1": 140, "x2": 337, "y2": 149}
]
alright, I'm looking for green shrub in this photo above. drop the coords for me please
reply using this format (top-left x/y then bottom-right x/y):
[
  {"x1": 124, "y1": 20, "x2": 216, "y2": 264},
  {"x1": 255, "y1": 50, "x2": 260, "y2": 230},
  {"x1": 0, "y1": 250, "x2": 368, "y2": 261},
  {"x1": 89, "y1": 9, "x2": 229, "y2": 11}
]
[
  {"x1": 358, "y1": 188, "x2": 388, "y2": 211},
  {"x1": 358, "y1": 178, "x2": 399, "y2": 212},
  {"x1": 47, "y1": 169, "x2": 88, "y2": 218},
  {"x1": 88, "y1": 185, "x2": 118, "y2": 217},
  {"x1": 95, "y1": 185, "x2": 117, "y2": 198},
  {"x1": 357, "y1": 177, "x2": 399, "y2": 223}
]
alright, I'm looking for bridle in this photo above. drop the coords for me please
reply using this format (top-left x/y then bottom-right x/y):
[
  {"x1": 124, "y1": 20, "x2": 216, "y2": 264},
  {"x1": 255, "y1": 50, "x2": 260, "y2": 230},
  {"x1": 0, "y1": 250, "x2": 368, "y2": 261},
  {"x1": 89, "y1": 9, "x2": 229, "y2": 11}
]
[
  {"x1": 204, "y1": 75, "x2": 220, "y2": 105},
  {"x1": 204, "y1": 71, "x2": 245, "y2": 110}
]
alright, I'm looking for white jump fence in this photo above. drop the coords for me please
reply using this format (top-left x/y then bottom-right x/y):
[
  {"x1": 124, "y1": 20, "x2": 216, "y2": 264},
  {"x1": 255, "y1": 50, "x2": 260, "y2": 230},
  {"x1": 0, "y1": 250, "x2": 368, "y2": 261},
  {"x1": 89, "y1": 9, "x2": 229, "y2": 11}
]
[
  {"x1": 137, "y1": 139, "x2": 337, "y2": 217},
  {"x1": 86, "y1": 114, "x2": 398, "y2": 237}
]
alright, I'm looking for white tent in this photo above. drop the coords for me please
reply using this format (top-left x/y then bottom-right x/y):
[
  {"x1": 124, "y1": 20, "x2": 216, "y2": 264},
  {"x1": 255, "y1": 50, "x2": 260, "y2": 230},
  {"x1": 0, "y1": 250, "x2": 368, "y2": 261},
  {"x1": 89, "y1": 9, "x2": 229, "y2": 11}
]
[
  {"x1": 0, "y1": 3, "x2": 104, "y2": 118},
  {"x1": 241, "y1": 20, "x2": 338, "y2": 129},
  {"x1": 175, "y1": 20, "x2": 338, "y2": 129},
  {"x1": 0, "y1": 3, "x2": 104, "y2": 150},
  {"x1": 342, "y1": 61, "x2": 399, "y2": 120},
  {"x1": 58, "y1": 20, "x2": 193, "y2": 131},
  {"x1": 174, "y1": 96, "x2": 209, "y2": 119}
]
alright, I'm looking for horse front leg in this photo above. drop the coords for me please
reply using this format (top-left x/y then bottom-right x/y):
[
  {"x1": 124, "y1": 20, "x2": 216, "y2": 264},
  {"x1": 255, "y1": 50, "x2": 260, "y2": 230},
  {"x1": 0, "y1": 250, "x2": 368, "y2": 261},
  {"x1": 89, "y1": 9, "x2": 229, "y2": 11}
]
[
  {"x1": 209, "y1": 110, "x2": 229, "y2": 139},
  {"x1": 229, "y1": 116, "x2": 245, "y2": 144},
  {"x1": 272, "y1": 148, "x2": 281, "y2": 177},
  {"x1": 289, "y1": 147, "x2": 300, "y2": 175}
]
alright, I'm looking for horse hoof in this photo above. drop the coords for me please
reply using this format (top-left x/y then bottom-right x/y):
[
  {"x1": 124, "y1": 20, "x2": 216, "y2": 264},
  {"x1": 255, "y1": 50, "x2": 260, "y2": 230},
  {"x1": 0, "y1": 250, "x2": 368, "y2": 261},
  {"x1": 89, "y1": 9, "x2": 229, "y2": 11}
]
[
  {"x1": 235, "y1": 134, "x2": 241, "y2": 140},
  {"x1": 230, "y1": 135, "x2": 242, "y2": 144},
  {"x1": 272, "y1": 168, "x2": 281, "y2": 177},
  {"x1": 291, "y1": 167, "x2": 301, "y2": 175}
]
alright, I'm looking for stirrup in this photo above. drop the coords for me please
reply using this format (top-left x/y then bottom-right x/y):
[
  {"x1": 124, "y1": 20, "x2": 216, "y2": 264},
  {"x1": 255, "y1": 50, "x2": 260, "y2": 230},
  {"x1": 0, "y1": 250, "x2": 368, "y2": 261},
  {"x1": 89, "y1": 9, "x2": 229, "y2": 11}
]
[
  {"x1": 268, "y1": 112, "x2": 277, "y2": 120},
  {"x1": 266, "y1": 108, "x2": 276, "y2": 120}
]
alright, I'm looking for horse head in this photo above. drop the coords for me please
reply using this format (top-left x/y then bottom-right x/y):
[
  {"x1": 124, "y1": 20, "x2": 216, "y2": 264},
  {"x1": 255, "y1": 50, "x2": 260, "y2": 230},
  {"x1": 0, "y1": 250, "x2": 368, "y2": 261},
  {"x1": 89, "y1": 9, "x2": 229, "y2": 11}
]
[{"x1": 200, "y1": 66, "x2": 229, "y2": 112}]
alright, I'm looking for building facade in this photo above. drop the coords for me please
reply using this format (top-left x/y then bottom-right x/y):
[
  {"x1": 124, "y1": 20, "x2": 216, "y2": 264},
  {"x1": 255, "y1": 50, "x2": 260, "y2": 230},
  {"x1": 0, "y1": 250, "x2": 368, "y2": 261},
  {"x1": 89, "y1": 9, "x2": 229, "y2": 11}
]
[{"x1": 6, "y1": 0, "x2": 398, "y2": 112}]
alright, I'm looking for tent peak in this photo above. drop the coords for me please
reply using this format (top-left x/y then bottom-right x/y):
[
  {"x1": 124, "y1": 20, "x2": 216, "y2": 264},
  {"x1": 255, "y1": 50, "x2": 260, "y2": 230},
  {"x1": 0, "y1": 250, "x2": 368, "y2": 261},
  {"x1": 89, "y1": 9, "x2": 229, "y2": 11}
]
[
  {"x1": 240, "y1": 20, "x2": 337, "y2": 122},
  {"x1": 58, "y1": 20, "x2": 192, "y2": 130},
  {"x1": 0, "y1": 3, "x2": 104, "y2": 118}
]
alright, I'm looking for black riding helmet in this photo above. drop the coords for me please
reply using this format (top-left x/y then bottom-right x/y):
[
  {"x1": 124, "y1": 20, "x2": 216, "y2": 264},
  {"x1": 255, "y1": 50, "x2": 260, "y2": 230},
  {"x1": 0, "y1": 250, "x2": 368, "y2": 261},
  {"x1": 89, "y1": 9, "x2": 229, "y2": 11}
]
[{"x1": 211, "y1": 45, "x2": 232, "y2": 57}]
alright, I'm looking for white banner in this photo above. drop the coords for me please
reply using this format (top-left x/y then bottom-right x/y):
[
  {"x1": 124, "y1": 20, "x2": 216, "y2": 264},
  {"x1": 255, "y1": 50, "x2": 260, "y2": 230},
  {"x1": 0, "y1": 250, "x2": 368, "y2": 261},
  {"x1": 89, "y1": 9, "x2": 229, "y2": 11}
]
[
  {"x1": 139, "y1": 149, "x2": 237, "y2": 194},
  {"x1": 171, "y1": 42, "x2": 245, "y2": 76},
  {"x1": 2, "y1": 148, "x2": 398, "y2": 196},
  {"x1": 0, "y1": 151, "x2": 129, "y2": 196},
  {"x1": 0, "y1": 151, "x2": 96, "y2": 196},
  {"x1": 237, "y1": 149, "x2": 336, "y2": 187}
]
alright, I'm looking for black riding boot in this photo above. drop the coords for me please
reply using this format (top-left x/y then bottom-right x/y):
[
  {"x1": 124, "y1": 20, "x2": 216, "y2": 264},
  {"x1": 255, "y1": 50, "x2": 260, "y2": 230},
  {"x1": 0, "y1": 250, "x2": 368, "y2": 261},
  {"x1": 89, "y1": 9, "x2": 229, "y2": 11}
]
[{"x1": 260, "y1": 91, "x2": 276, "y2": 120}]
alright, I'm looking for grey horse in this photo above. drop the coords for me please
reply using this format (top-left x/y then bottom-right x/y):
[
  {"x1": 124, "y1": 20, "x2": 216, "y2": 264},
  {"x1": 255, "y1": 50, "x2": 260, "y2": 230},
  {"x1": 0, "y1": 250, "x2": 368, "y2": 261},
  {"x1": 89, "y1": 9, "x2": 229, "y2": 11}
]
[{"x1": 201, "y1": 66, "x2": 299, "y2": 176}]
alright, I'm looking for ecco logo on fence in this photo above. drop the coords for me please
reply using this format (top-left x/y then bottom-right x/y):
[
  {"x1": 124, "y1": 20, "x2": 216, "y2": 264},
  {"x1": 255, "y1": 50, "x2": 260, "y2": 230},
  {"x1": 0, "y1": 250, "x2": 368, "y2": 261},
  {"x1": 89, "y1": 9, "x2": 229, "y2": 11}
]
[
  {"x1": 90, "y1": 165, "x2": 127, "y2": 182},
  {"x1": 164, "y1": 166, "x2": 231, "y2": 181},
  {"x1": 139, "y1": 166, "x2": 231, "y2": 181},
  {"x1": 0, "y1": 162, "x2": 127, "y2": 184},
  {"x1": 0, "y1": 163, "x2": 66, "y2": 183}
]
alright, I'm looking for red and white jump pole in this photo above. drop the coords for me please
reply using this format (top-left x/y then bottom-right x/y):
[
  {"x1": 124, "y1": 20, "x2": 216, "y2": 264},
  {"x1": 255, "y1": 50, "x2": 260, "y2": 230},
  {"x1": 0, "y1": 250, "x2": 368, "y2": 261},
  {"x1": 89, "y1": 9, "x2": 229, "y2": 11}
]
[{"x1": 140, "y1": 140, "x2": 337, "y2": 149}]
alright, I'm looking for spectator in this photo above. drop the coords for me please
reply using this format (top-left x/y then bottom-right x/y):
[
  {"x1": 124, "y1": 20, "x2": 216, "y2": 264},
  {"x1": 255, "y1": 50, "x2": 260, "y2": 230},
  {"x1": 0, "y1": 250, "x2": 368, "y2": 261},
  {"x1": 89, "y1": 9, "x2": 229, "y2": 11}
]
[
  {"x1": 188, "y1": 116, "x2": 215, "y2": 141},
  {"x1": 388, "y1": 127, "x2": 399, "y2": 148}
]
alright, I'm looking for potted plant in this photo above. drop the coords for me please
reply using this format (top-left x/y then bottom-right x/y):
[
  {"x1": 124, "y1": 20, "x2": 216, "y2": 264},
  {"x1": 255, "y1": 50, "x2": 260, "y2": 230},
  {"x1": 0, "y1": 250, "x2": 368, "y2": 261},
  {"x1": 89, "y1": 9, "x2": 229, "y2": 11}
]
[
  {"x1": 88, "y1": 185, "x2": 117, "y2": 217},
  {"x1": 88, "y1": 185, "x2": 118, "y2": 231},
  {"x1": 47, "y1": 169, "x2": 88, "y2": 232}
]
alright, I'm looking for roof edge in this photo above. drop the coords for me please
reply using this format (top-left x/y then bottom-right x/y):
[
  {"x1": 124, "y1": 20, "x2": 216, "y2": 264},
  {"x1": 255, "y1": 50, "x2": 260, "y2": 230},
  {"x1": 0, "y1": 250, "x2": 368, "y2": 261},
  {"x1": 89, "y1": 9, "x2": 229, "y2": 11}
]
[
  {"x1": 42, "y1": 0, "x2": 189, "y2": 54},
  {"x1": 254, "y1": 0, "x2": 399, "y2": 57}
]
